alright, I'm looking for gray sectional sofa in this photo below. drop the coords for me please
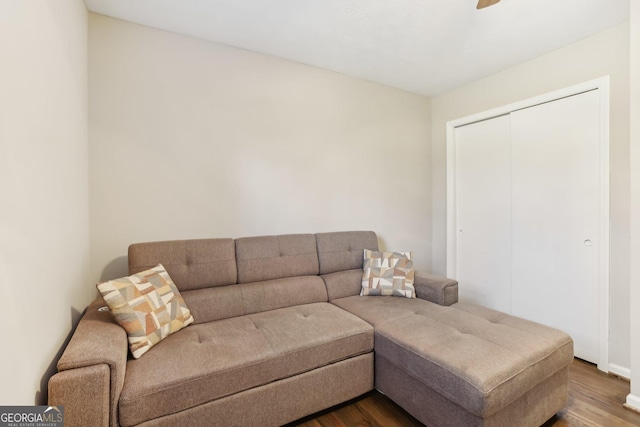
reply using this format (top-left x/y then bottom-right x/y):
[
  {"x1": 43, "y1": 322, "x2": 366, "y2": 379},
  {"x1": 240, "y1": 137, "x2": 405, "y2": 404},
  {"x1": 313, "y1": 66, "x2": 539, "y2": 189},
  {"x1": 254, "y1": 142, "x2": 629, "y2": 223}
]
[{"x1": 48, "y1": 231, "x2": 573, "y2": 427}]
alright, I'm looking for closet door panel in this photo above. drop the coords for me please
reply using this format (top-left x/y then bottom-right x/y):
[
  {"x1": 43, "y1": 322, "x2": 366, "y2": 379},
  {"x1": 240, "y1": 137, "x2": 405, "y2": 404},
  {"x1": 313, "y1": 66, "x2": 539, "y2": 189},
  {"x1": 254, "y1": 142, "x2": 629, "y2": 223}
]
[
  {"x1": 510, "y1": 90, "x2": 600, "y2": 363},
  {"x1": 454, "y1": 115, "x2": 512, "y2": 312}
]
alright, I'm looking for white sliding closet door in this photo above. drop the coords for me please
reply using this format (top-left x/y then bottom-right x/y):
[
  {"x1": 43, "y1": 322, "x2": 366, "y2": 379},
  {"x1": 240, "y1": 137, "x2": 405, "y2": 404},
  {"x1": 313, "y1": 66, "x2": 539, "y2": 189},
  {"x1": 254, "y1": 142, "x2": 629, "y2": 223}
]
[
  {"x1": 454, "y1": 115, "x2": 512, "y2": 313},
  {"x1": 448, "y1": 80, "x2": 608, "y2": 368},
  {"x1": 510, "y1": 90, "x2": 601, "y2": 363}
]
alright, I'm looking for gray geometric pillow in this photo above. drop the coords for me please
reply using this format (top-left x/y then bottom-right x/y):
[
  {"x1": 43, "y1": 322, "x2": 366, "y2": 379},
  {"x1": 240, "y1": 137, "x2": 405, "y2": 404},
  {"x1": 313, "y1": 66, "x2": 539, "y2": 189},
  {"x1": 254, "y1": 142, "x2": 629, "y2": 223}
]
[{"x1": 361, "y1": 249, "x2": 415, "y2": 298}]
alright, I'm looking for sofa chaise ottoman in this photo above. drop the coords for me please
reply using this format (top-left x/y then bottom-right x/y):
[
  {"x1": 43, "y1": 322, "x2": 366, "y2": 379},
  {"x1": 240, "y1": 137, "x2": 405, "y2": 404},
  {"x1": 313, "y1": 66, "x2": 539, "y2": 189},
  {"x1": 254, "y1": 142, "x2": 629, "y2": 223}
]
[
  {"x1": 48, "y1": 231, "x2": 573, "y2": 427},
  {"x1": 332, "y1": 297, "x2": 572, "y2": 427}
]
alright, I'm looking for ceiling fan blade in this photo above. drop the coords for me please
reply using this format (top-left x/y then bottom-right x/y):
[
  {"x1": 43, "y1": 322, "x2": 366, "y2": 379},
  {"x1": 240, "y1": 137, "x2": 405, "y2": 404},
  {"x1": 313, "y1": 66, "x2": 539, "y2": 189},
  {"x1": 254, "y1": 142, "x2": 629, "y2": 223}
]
[{"x1": 477, "y1": 0, "x2": 501, "y2": 9}]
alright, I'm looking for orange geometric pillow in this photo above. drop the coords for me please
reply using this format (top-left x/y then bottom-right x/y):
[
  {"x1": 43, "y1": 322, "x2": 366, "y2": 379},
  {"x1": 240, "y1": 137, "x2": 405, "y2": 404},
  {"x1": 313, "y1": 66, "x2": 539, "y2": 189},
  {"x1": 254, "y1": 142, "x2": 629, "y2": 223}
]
[{"x1": 96, "y1": 264, "x2": 193, "y2": 358}]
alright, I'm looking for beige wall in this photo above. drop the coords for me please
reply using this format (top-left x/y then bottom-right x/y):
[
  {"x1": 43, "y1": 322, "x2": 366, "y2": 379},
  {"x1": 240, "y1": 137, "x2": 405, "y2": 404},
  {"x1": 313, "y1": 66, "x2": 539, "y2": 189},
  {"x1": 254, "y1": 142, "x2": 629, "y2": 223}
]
[
  {"x1": 0, "y1": 0, "x2": 90, "y2": 404},
  {"x1": 628, "y1": 0, "x2": 640, "y2": 409},
  {"x1": 88, "y1": 14, "x2": 432, "y2": 283},
  {"x1": 431, "y1": 23, "x2": 631, "y2": 371},
  {"x1": 2, "y1": 3, "x2": 632, "y2": 406}
]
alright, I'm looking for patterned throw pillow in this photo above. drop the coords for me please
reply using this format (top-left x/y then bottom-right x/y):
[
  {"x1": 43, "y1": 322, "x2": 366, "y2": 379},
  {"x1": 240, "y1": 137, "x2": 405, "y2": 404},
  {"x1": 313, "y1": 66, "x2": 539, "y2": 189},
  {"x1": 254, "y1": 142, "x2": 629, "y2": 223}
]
[
  {"x1": 96, "y1": 264, "x2": 194, "y2": 358},
  {"x1": 361, "y1": 249, "x2": 415, "y2": 298}
]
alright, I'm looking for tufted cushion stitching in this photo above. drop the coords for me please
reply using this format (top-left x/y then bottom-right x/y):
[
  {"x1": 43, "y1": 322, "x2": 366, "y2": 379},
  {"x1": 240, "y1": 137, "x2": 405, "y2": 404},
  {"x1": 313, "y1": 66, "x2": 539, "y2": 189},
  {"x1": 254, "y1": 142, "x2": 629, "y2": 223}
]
[
  {"x1": 120, "y1": 331, "x2": 371, "y2": 405},
  {"x1": 377, "y1": 311, "x2": 571, "y2": 395},
  {"x1": 315, "y1": 231, "x2": 379, "y2": 275},
  {"x1": 129, "y1": 239, "x2": 237, "y2": 291},
  {"x1": 238, "y1": 253, "x2": 316, "y2": 261},
  {"x1": 120, "y1": 312, "x2": 371, "y2": 403},
  {"x1": 135, "y1": 260, "x2": 234, "y2": 268}
]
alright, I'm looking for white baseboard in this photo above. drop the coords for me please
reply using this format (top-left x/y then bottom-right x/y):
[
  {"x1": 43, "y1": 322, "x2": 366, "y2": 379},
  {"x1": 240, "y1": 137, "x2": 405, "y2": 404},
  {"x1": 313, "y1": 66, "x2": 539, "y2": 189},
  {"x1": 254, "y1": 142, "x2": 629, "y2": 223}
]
[
  {"x1": 625, "y1": 394, "x2": 640, "y2": 412},
  {"x1": 609, "y1": 363, "x2": 631, "y2": 380}
]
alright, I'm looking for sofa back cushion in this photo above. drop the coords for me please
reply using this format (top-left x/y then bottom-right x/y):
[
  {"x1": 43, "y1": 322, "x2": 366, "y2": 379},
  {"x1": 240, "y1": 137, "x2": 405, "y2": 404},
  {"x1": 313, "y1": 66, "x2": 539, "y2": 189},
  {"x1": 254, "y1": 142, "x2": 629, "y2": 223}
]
[
  {"x1": 180, "y1": 286, "x2": 244, "y2": 324},
  {"x1": 321, "y1": 269, "x2": 364, "y2": 301},
  {"x1": 235, "y1": 234, "x2": 319, "y2": 283},
  {"x1": 126, "y1": 232, "x2": 378, "y2": 322},
  {"x1": 180, "y1": 276, "x2": 328, "y2": 324},
  {"x1": 239, "y1": 276, "x2": 328, "y2": 315},
  {"x1": 315, "y1": 231, "x2": 379, "y2": 300},
  {"x1": 315, "y1": 231, "x2": 379, "y2": 274},
  {"x1": 128, "y1": 238, "x2": 236, "y2": 291}
]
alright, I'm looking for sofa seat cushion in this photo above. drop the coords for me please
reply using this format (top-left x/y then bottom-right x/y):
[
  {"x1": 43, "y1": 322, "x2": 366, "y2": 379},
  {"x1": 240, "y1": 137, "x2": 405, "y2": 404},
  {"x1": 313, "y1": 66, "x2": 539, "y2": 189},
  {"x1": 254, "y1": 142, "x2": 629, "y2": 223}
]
[
  {"x1": 332, "y1": 294, "x2": 434, "y2": 326},
  {"x1": 118, "y1": 302, "x2": 373, "y2": 426},
  {"x1": 332, "y1": 296, "x2": 573, "y2": 418}
]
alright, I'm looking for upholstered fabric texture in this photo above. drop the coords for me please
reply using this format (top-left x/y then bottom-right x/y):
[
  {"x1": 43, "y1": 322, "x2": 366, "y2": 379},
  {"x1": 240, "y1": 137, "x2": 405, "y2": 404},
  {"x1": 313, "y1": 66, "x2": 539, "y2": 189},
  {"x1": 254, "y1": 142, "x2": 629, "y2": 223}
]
[
  {"x1": 133, "y1": 354, "x2": 374, "y2": 427},
  {"x1": 361, "y1": 249, "x2": 415, "y2": 298},
  {"x1": 118, "y1": 302, "x2": 373, "y2": 426},
  {"x1": 97, "y1": 264, "x2": 194, "y2": 359},
  {"x1": 48, "y1": 364, "x2": 111, "y2": 427},
  {"x1": 235, "y1": 234, "x2": 319, "y2": 283},
  {"x1": 322, "y1": 269, "x2": 364, "y2": 301},
  {"x1": 315, "y1": 231, "x2": 379, "y2": 274},
  {"x1": 333, "y1": 295, "x2": 573, "y2": 419},
  {"x1": 375, "y1": 354, "x2": 569, "y2": 427},
  {"x1": 128, "y1": 238, "x2": 237, "y2": 291},
  {"x1": 414, "y1": 271, "x2": 459, "y2": 306},
  {"x1": 50, "y1": 230, "x2": 571, "y2": 427},
  {"x1": 54, "y1": 299, "x2": 128, "y2": 427}
]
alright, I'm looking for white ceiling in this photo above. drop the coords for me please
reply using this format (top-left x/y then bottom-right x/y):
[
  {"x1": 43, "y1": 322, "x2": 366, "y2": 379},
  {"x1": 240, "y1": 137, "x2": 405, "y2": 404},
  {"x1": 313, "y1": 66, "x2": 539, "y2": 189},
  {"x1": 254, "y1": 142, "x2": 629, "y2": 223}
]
[{"x1": 84, "y1": 0, "x2": 629, "y2": 96}]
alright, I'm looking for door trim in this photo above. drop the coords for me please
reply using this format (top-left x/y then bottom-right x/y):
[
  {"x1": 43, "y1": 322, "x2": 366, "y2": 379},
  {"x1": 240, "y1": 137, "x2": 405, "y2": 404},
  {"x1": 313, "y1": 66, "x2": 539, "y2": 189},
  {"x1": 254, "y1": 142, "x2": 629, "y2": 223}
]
[{"x1": 445, "y1": 76, "x2": 610, "y2": 372}]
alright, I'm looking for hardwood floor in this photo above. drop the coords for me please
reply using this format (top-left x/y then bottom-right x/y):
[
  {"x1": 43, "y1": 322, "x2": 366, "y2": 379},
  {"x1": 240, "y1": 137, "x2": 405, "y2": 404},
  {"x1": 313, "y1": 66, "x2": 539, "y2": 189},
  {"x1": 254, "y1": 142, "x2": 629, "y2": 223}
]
[
  {"x1": 290, "y1": 359, "x2": 640, "y2": 427},
  {"x1": 543, "y1": 359, "x2": 640, "y2": 427}
]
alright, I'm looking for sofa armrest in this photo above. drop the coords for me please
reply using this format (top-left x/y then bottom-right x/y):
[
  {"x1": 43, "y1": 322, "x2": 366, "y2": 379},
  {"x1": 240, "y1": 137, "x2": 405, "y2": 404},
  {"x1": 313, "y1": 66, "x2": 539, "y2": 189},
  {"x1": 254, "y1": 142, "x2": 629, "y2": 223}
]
[
  {"x1": 49, "y1": 298, "x2": 128, "y2": 427},
  {"x1": 49, "y1": 364, "x2": 110, "y2": 427},
  {"x1": 414, "y1": 272, "x2": 458, "y2": 306}
]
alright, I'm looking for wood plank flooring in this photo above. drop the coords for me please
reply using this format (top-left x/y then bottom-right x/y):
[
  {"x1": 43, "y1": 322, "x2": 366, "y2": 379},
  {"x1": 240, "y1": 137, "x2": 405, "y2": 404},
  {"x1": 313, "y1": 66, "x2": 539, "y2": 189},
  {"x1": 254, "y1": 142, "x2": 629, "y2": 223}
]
[
  {"x1": 290, "y1": 359, "x2": 640, "y2": 427},
  {"x1": 543, "y1": 359, "x2": 639, "y2": 427}
]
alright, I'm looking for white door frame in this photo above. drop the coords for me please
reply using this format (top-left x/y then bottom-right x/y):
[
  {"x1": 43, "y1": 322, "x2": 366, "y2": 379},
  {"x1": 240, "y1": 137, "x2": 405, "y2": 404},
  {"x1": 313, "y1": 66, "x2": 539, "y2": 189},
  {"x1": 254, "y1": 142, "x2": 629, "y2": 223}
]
[{"x1": 445, "y1": 76, "x2": 610, "y2": 372}]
